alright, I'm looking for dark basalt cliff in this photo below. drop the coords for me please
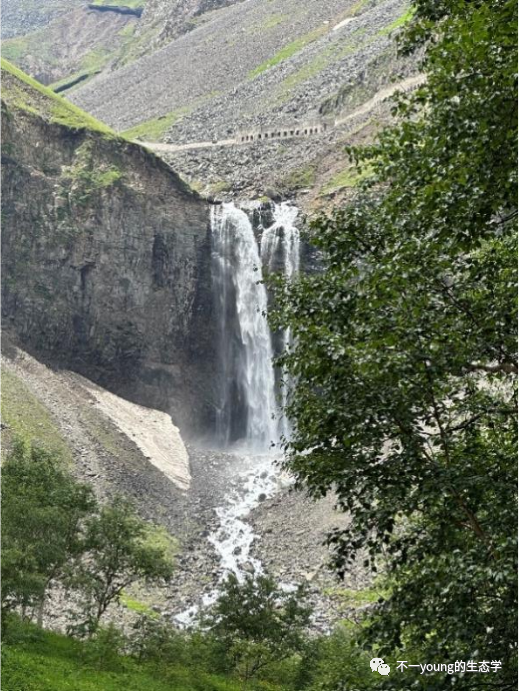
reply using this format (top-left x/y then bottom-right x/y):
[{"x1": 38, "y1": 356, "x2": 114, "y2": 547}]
[{"x1": 1, "y1": 66, "x2": 218, "y2": 436}]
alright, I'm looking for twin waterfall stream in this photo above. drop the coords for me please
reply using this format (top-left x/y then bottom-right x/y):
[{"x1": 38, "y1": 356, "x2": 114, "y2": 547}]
[
  {"x1": 176, "y1": 201, "x2": 300, "y2": 625},
  {"x1": 212, "y1": 201, "x2": 300, "y2": 449}
]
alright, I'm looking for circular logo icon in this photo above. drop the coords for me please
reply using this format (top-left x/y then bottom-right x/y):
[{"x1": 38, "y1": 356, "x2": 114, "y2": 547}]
[{"x1": 378, "y1": 663, "x2": 391, "y2": 676}]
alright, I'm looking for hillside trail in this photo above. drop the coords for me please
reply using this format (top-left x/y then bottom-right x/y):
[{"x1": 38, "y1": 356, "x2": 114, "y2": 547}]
[{"x1": 139, "y1": 74, "x2": 425, "y2": 154}]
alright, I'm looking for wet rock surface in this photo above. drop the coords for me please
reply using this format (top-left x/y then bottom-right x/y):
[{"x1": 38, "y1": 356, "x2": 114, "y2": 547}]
[{"x1": 135, "y1": 446, "x2": 370, "y2": 632}]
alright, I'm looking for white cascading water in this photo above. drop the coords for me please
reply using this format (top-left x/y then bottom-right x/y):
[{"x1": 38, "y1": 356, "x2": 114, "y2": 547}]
[
  {"x1": 211, "y1": 202, "x2": 279, "y2": 451},
  {"x1": 175, "y1": 201, "x2": 300, "y2": 627},
  {"x1": 261, "y1": 202, "x2": 300, "y2": 439},
  {"x1": 261, "y1": 202, "x2": 301, "y2": 278}
]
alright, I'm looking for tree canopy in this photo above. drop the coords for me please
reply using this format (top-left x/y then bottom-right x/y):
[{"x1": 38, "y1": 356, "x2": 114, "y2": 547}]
[
  {"x1": 272, "y1": 0, "x2": 517, "y2": 687},
  {"x1": 2, "y1": 439, "x2": 175, "y2": 637},
  {"x1": 204, "y1": 574, "x2": 311, "y2": 682},
  {"x1": 1, "y1": 439, "x2": 95, "y2": 622}
]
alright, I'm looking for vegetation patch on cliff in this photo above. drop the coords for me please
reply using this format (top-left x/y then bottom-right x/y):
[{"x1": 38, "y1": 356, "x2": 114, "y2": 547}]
[
  {"x1": 378, "y1": 6, "x2": 416, "y2": 36},
  {"x1": 122, "y1": 108, "x2": 191, "y2": 141},
  {"x1": 59, "y1": 140, "x2": 124, "y2": 205},
  {"x1": 320, "y1": 164, "x2": 373, "y2": 195}
]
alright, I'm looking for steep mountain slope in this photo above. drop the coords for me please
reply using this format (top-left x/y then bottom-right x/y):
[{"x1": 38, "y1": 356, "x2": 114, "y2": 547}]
[
  {"x1": 3, "y1": 0, "x2": 417, "y2": 206},
  {"x1": 145, "y1": 0, "x2": 417, "y2": 203},
  {"x1": 1, "y1": 0, "x2": 84, "y2": 38},
  {"x1": 63, "y1": 0, "x2": 416, "y2": 204},
  {"x1": 2, "y1": 5, "x2": 141, "y2": 87},
  {"x1": 71, "y1": 0, "x2": 410, "y2": 131},
  {"x1": 134, "y1": 0, "x2": 247, "y2": 49},
  {"x1": 1, "y1": 60, "x2": 217, "y2": 436},
  {"x1": 1, "y1": 0, "x2": 246, "y2": 91}
]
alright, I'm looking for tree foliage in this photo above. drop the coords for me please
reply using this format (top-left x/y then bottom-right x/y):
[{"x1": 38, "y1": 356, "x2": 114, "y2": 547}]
[
  {"x1": 2, "y1": 438, "x2": 175, "y2": 637},
  {"x1": 71, "y1": 497, "x2": 174, "y2": 636},
  {"x1": 1, "y1": 439, "x2": 95, "y2": 623},
  {"x1": 272, "y1": 0, "x2": 517, "y2": 687},
  {"x1": 203, "y1": 574, "x2": 311, "y2": 682}
]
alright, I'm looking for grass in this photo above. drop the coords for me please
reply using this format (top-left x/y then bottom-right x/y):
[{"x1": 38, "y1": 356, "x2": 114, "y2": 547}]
[
  {"x1": 122, "y1": 109, "x2": 190, "y2": 141},
  {"x1": 378, "y1": 7, "x2": 416, "y2": 36},
  {"x1": 327, "y1": 0, "x2": 372, "y2": 31},
  {"x1": 208, "y1": 180, "x2": 232, "y2": 195},
  {"x1": 4, "y1": 16, "x2": 140, "y2": 96},
  {"x1": 116, "y1": 24, "x2": 161, "y2": 67},
  {"x1": 278, "y1": 46, "x2": 335, "y2": 96},
  {"x1": 66, "y1": 142, "x2": 123, "y2": 188},
  {"x1": 1, "y1": 369, "x2": 73, "y2": 463},
  {"x1": 335, "y1": 26, "x2": 369, "y2": 55},
  {"x1": 49, "y1": 70, "x2": 92, "y2": 93},
  {"x1": 119, "y1": 22, "x2": 137, "y2": 38},
  {"x1": 1, "y1": 59, "x2": 115, "y2": 135},
  {"x1": 282, "y1": 164, "x2": 317, "y2": 191},
  {"x1": 321, "y1": 164, "x2": 374, "y2": 195},
  {"x1": 249, "y1": 25, "x2": 328, "y2": 78},
  {"x1": 248, "y1": 12, "x2": 288, "y2": 33},
  {"x1": 3, "y1": 619, "x2": 242, "y2": 691},
  {"x1": 142, "y1": 524, "x2": 179, "y2": 565},
  {"x1": 322, "y1": 584, "x2": 390, "y2": 614},
  {"x1": 61, "y1": 141, "x2": 124, "y2": 206},
  {"x1": 123, "y1": 89, "x2": 220, "y2": 141},
  {"x1": 348, "y1": 0, "x2": 372, "y2": 16},
  {"x1": 119, "y1": 594, "x2": 158, "y2": 617},
  {"x1": 262, "y1": 13, "x2": 287, "y2": 29},
  {"x1": 80, "y1": 47, "x2": 113, "y2": 73},
  {"x1": 48, "y1": 47, "x2": 116, "y2": 94},
  {"x1": 2, "y1": 35, "x2": 43, "y2": 64},
  {"x1": 323, "y1": 586, "x2": 383, "y2": 604}
]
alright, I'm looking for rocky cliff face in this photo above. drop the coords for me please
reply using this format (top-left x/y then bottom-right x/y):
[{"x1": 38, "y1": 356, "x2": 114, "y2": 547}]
[{"x1": 1, "y1": 64, "x2": 218, "y2": 436}]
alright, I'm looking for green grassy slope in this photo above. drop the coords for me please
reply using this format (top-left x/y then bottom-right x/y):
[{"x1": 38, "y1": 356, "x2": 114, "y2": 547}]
[
  {"x1": 1, "y1": 58, "x2": 115, "y2": 134},
  {"x1": 3, "y1": 620, "x2": 241, "y2": 691},
  {"x1": 1, "y1": 369, "x2": 74, "y2": 463}
]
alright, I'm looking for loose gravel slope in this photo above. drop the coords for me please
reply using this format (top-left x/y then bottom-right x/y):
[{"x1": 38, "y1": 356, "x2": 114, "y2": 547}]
[{"x1": 71, "y1": 0, "x2": 410, "y2": 133}]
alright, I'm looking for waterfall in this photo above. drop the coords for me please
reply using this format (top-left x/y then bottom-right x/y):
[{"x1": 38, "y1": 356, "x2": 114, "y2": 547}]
[
  {"x1": 211, "y1": 203, "x2": 279, "y2": 451},
  {"x1": 176, "y1": 201, "x2": 301, "y2": 626},
  {"x1": 261, "y1": 202, "x2": 300, "y2": 279},
  {"x1": 211, "y1": 201, "x2": 300, "y2": 451},
  {"x1": 260, "y1": 203, "x2": 300, "y2": 439}
]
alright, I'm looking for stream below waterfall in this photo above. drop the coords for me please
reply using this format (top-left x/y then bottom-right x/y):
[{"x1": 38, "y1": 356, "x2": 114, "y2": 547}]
[{"x1": 175, "y1": 201, "x2": 300, "y2": 626}]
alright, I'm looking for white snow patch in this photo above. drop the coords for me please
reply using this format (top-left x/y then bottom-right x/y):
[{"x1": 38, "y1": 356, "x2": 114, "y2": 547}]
[{"x1": 84, "y1": 383, "x2": 191, "y2": 491}]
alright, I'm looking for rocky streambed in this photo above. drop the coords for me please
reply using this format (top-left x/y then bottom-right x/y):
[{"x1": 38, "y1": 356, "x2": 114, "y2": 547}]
[{"x1": 157, "y1": 445, "x2": 370, "y2": 633}]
